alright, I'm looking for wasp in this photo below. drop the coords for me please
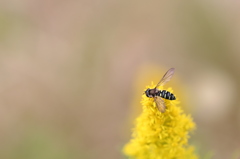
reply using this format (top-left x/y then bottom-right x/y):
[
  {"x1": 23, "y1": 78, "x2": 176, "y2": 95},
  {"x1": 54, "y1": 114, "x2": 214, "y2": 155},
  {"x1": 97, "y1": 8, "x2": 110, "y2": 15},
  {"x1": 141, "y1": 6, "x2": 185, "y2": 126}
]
[{"x1": 145, "y1": 68, "x2": 176, "y2": 113}]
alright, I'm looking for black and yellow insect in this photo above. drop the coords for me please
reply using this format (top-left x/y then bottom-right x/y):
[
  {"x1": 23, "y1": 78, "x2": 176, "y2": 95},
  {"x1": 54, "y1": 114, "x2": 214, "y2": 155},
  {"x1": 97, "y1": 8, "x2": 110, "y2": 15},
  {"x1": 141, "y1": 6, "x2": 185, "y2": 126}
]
[{"x1": 145, "y1": 68, "x2": 176, "y2": 113}]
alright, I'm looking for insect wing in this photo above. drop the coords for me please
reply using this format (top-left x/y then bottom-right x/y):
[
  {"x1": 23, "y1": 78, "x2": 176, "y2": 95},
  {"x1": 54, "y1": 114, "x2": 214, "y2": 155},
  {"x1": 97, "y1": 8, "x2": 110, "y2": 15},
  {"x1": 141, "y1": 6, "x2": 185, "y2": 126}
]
[
  {"x1": 154, "y1": 97, "x2": 166, "y2": 113},
  {"x1": 155, "y1": 68, "x2": 175, "y2": 89}
]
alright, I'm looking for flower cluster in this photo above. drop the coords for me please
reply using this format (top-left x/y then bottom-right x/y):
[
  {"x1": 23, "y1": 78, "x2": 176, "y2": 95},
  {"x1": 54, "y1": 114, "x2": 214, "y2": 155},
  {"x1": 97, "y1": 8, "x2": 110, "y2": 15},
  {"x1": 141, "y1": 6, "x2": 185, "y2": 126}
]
[{"x1": 123, "y1": 83, "x2": 198, "y2": 159}]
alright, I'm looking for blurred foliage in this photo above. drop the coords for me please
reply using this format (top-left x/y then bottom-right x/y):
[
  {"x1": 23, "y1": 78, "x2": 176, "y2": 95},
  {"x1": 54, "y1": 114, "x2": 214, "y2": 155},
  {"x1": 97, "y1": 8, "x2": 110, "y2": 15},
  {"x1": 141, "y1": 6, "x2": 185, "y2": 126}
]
[{"x1": 1, "y1": 127, "x2": 83, "y2": 159}]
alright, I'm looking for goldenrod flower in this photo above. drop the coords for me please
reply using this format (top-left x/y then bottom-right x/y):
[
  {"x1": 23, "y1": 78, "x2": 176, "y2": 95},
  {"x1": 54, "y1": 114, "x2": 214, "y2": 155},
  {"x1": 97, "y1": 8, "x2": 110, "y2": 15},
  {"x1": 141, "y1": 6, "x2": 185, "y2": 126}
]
[{"x1": 123, "y1": 83, "x2": 198, "y2": 159}]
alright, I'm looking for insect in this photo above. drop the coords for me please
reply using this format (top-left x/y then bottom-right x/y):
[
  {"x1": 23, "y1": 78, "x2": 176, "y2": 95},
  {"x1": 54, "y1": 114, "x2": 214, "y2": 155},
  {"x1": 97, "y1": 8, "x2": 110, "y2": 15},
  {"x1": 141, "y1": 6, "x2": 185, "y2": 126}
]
[{"x1": 145, "y1": 68, "x2": 176, "y2": 113}]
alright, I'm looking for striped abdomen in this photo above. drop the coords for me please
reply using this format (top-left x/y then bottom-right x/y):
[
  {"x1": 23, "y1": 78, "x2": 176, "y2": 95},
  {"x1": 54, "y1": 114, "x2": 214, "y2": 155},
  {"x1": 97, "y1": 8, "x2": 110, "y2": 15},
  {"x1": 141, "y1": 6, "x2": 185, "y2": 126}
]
[{"x1": 157, "y1": 90, "x2": 176, "y2": 100}]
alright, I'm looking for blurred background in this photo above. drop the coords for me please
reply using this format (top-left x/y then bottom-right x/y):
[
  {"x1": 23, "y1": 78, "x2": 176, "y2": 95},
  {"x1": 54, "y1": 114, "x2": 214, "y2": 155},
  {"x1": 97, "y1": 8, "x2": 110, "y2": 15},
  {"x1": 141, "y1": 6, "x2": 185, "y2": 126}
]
[{"x1": 0, "y1": 0, "x2": 240, "y2": 159}]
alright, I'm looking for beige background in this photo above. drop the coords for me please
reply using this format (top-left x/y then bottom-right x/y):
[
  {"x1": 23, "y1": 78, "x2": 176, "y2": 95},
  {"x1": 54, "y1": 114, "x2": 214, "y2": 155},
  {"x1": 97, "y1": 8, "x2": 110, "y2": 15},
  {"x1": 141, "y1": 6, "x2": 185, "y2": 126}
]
[{"x1": 0, "y1": 0, "x2": 240, "y2": 159}]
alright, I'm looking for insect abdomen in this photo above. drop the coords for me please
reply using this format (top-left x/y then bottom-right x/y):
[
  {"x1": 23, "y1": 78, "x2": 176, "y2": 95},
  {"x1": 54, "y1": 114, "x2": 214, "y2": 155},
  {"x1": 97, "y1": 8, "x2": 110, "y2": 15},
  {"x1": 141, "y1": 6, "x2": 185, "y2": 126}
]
[{"x1": 158, "y1": 90, "x2": 176, "y2": 100}]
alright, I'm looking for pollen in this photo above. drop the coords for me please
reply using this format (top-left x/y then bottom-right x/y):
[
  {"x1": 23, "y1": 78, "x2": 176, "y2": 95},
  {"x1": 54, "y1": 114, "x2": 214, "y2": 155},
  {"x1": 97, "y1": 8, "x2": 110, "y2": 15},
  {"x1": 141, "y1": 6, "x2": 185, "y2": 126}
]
[{"x1": 123, "y1": 83, "x2": 198, "y2": 159}]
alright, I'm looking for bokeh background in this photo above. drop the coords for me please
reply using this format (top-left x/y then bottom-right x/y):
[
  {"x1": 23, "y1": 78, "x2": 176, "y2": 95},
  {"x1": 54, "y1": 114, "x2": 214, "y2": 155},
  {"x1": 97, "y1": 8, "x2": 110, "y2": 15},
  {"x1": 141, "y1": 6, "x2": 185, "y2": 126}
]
[{"x1": 0, "y1": 0, "x2": 240, "y2": 159}]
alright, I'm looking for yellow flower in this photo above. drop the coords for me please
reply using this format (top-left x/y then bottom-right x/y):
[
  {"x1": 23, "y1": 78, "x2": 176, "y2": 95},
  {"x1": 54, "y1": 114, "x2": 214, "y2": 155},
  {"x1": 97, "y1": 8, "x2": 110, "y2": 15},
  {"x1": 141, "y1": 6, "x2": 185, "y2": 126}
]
[{"x1": 123, "y1": 83, "x2": 198, "y2": 159}]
